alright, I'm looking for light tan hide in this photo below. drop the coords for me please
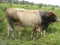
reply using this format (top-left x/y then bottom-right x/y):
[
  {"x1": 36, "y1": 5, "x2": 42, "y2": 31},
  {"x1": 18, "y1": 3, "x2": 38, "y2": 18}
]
[{"x1": 6, "y1": 8, "x2": 42, "y2": 39}]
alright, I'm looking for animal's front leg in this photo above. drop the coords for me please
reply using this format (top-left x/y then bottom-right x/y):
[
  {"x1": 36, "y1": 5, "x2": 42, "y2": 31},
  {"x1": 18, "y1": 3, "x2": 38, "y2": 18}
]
[
  {"x1": 31, "y1": 30, "x2": 34, "y2": 40},
  {"x1": 36, "y1": 27, "x2": 41, "y2": 39},
  {"x1": 36, "y1": 31, "x2": 40, "y2": 39},
  {"x1": 7, "y1": 25, "x2": 10, "y2": 38},
  {"x1": 18, "y1": 26, "x2": 24, "y2": 38},
  {"x1": 31, "y1": 27, "x2": 36, "y2": 40}
]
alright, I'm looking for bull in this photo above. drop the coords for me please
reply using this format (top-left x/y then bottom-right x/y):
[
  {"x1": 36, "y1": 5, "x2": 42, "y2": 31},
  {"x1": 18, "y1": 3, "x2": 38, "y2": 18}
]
[{"x1": 5, "y1": 8, "x2": 59, "y2": 39}]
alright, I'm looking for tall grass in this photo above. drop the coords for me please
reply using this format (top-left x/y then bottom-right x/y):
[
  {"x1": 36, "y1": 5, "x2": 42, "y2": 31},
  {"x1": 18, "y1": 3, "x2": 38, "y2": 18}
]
[{"x1": 0, "y1": 3, "x2": 60, "y2": 45}]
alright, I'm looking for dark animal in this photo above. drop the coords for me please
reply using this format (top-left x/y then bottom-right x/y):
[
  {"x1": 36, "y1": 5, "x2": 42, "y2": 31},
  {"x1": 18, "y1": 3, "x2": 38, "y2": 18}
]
[{"x1": 40, "y1": 11, "x2": 57, "y2": 37}]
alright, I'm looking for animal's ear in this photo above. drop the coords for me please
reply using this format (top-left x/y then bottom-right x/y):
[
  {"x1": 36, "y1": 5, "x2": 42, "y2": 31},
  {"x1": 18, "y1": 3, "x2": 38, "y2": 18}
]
[
  {"x1": 49, "y1": 12, "x2": 53, "y2": 14},
  {"x1": 48, "y1": 12, "x2": 54, "y2": 16},
  {"x1": 49, "y1": 10, "x2": 55, "y2": 15}
]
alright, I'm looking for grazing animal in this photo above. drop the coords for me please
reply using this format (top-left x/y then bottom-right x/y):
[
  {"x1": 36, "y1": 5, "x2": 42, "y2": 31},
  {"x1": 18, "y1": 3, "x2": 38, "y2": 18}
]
[
  {"x1": 6, "y1": 8, "x2": 58, "y2": 39},
  {"x1": 6, "y1": 8, "x2": 42, "y2": 39}
]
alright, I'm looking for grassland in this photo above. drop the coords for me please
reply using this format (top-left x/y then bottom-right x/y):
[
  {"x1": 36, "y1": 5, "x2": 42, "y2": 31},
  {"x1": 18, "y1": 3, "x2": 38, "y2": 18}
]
[{"x1": 0, "y1": 4, "x2": 60, "y2": 45}]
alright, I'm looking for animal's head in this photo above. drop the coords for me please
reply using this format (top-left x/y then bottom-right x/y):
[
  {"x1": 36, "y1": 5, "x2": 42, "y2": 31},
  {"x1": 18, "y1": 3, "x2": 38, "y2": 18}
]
[
  {"x1": 41, "y1": 11, "x2": 58, "y2": 30},
  {"x1": 47, "y1": 11, "x2": 57, "y2": 22},
  {"x1": 41, "y1": 11, "x2": 60, "y2": 30},
  {"x1": 41, "y1": 11, "x2": 57, "y2": 23}
]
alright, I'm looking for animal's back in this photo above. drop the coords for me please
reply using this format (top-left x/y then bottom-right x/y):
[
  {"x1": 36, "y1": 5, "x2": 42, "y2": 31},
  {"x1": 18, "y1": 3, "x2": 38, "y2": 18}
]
[
  {"x1": 16, "y1": 9, "x2": 41, "y2": 27},
  {"x1": 6, "y1": 8, "x2": 42, "y2": 27}
]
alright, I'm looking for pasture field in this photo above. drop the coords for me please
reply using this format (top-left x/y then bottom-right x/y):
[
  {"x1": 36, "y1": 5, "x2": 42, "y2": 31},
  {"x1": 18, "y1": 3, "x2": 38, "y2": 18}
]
[{"x1": 0, "y1": 4, "x2": 60, "y2": 45}]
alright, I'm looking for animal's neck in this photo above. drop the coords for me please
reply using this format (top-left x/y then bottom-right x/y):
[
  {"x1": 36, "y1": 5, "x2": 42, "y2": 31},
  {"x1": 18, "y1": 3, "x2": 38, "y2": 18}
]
[{"x1": 41, "y1": 16, "x2": 50, "y2": 30}]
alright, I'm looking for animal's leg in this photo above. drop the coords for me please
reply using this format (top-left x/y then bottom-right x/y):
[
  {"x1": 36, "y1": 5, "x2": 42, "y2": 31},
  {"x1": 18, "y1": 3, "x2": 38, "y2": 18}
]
[
  {"x1": 18, "y1": 26, "x2": 24, "y2": 38},
  {"x1": 8, "y1": 20, "x2": 15, "y2": 39},
  {"x1": 8, "y1": 22, "x2": 15, "y2": 39},
  {"x1": 7, "y1": 25, "x2": 10, "y2": 38},
  {"x1": 19, "y1": 30, "x2": 22, "y2": 38},
  {"x1": 7, "y1": 24, "x2": 15, "y2": 39},
  {"x1": 11, "y1": 28, "x2": 15, "y2": 39},
  {"x1": 36, "y1": 31, "x2": 40, "y2": 39},
  {"x1": 36, "y1": 27, "x2": 41, "y2": 39},
  {"x1": 41, "y1": 31, "x2": 43, "y2": 36},
  {"x1": 31, "y1": 28, "x2": 36, "y2": 40},
  {"x1": 31, "y1": 30, "x2": 34, "y2": 39},
  {"x1": 43, "y1": 30, "x2": 46, "y2": 37}
]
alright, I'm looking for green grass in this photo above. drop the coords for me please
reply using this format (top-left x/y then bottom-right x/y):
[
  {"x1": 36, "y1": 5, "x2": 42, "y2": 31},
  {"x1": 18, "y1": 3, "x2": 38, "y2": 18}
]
[{"x1": 0, "y1": 3, "x2": 60, "y2": 45}]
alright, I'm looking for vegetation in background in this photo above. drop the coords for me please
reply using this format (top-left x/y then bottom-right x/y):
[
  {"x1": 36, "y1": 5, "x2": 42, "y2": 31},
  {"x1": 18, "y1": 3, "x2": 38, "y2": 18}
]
[{"x1": 0, "y1": 4, "x2": 60, "y2": 45}]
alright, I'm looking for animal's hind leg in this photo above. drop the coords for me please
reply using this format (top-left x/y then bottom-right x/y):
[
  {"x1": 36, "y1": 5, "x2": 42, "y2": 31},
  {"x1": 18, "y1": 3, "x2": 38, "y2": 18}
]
[
  {"x1": 7, "y1": 24, "x2": 15, "y2": 39},
  {"x1": 7, "y1": 19, "x2": 15, "y2": 39}
]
